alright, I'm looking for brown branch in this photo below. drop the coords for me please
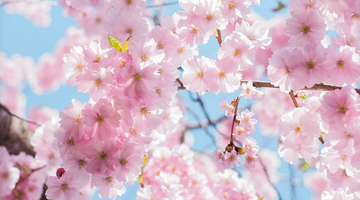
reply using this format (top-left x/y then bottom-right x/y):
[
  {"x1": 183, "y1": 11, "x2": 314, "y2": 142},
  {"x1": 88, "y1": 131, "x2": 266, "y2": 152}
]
[
  {"x1": 176, "y1": 78, "x2": 186, "y2": 90},
  {"x1": 216, "y1": 29, "x2": 222, "y2": 47},
  {"x1": 0, "y1": 104, "x2": 36, "y2": 157},
  {"x1": 178, "y1": 80, "x2": 360, "y2": 94},
  {"x1": 258, "y1": 157, "x2": 283, "y2": 200},
  {"x1": 289, "y1": 91, "x2": 299, "y2": 108},
  {"x1": 230, "y1": 95, "x2": 241, "y2": 146},
  {"x1": 239, "y1": 80, "x2": 360, "y2": 95},
  {"x1": 0, "y1": 104, "x2": 41, "y2": 126}
]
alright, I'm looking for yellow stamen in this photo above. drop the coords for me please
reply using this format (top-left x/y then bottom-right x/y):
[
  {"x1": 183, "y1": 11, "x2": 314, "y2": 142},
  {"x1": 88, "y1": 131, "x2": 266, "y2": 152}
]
[
  {"x1": 229, "y1": 1, "x2": 236, "y2": 9},
  {"x1": 134, "y1": 74, "x2": 141, "y2": 81},
  {"x1": 141, "y1": 55, "x2": 149, "y2": 62},
  {"x1": 78, "y1": 160, "x2": 86, "y2": 169},
  {"x1": 95, "y1": 79, "x2": 102, "y2": 88},
  {"x1": 301, "y1": 25, "x2": 310, "y2": 34},
  {"x1": 285, "y1": 66, "x2": 290, "y2": 74},
  {"x1": 120, "y1": 159, "x2": 128, "y2": 166},
  {"x1": 337, "y1": 60, "x2": 344, "y2": 69},
  {"x1": 94, "y1": 55, "x2": 101, "y2": 62},
  {"x1": 219, "y1": 71, "x2": 226, "y2": 78},
  {"x1": 196, "y1": 71, "x2": 203, "y2": 78},
  {"x1": 126, "y1": 28, "x2": 133, "y2": 35},
  {"x1": 74, "y1": 64, "x2": 84, "y2": 71},
  {"x1": 307, "y1": 61, "x2": 315, "y2": 69},
  {"x1": 295, "y1": 125, "x2": 302, "y2": 132},
  {"x1": 61, "y1": 184, "x2": 69, "y2": 191},
  {"x1": 234, "y1": 49, "x2": 241, "y2": 57},
  {"x1": 97, "y1": 113, "x2": 104, "y2": 123},
  {"x1": 191, "y1": 27, "x2": 199, "y2": 34},
  {"x1": 99, "y1": 152, "x2": 107, "y2": 159},
  {"x1": 338, "y1": 104, "x2": 347, "y2": 114},
  {"x1": 141, "y1": 108, "x2": 151, "y2": 115},
  {"x1": 207, "y1": 14, "x2": 212, "y2": 20}
]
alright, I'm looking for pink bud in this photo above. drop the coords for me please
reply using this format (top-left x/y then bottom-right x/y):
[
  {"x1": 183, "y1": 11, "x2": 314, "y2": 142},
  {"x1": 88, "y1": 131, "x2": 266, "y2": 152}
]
[{"x1": 56, "y1": 168, "x2": 66, "y2": 179}]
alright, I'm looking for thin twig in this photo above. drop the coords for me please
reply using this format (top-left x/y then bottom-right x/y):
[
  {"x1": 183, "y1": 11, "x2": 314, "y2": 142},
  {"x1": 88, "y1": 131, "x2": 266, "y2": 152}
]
[
  {"x1": 239, "y1": 80, "x2": 360, "y2": 95},
  {"x1": 178, "y1": 80, "x2": 360, "y2": 95},
  {"x1": 289, "y1": 91, "x2": 299, "y2": 108},
  {"x1": 230, "y1": 95, "x2": 241, "y2": 145},
  {"x1": 258, "y1": 158, "x2": 283, "y2": 200},
  {"x1": 0, "y1": 103, "x2": 41, "y2": 126},
  {"x1": 147, "y1": 1, "x2": 178, "y2": 8},
  {"x1": 216, "y1": 29, "x2": 222, "y2": 47}
]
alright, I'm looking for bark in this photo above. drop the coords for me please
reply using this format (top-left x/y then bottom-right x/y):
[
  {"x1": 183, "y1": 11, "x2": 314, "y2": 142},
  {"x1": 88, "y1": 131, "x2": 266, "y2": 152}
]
[{"x1": 0, "y1": 103, "x2": 35, "y2": 157}]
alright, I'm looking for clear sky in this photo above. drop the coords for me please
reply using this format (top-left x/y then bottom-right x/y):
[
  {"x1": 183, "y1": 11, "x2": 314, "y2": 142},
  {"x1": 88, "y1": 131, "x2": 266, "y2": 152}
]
[{"x1": 0, "y1": 0, "x2": 316, "y2": 199}]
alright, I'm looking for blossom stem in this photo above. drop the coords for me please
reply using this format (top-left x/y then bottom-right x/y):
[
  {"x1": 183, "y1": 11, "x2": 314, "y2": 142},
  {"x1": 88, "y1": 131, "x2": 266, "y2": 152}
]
[
  {"x1": 258, "y1": 157, "x2": 283, "y2": 200},
  {"x1": 0, "y1": 103, "x2": 41, "y2": 126},
  {"x1": 239, "y1": 80, "x2": 360, "y2": 95},
  {"x1": 230, "y1": 95, "x2": 241, "y2": 146},
  {"x1": 289, "y1": 91, "x2": 299, "y2": 108},
  {"x1": 216, "y1": 29, "x2": 222, "y2": 47}
]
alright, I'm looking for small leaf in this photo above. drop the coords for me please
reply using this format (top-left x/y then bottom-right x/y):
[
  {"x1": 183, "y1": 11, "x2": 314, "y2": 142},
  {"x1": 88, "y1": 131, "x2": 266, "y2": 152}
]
[
  {"x1": 108, "y1": 34, "x2": 123, "y2": 52},
  {"x1": 122, "y1": 36, "x2": 131, "y2": 52},
  {"x1": 273, "y1": 1, "x2": 285, "y2": 12}
]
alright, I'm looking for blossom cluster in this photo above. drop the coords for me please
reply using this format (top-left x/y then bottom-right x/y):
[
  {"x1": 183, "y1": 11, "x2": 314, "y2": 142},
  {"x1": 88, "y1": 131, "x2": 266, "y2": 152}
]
[{"x1": 138, "y1": 144, "x2": 259, "y2": 199}]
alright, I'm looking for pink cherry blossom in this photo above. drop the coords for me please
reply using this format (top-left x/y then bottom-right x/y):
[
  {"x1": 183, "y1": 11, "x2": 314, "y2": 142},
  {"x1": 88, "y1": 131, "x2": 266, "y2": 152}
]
[{"x1": 285, "y1": 9, "x2": 326, "y2": 47}]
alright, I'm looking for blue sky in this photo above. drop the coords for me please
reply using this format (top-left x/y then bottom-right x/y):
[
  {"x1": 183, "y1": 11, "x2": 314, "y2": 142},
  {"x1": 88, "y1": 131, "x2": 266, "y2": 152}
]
[{"x1": 0, "y1": 0, "x2": 316, "y2": 199}]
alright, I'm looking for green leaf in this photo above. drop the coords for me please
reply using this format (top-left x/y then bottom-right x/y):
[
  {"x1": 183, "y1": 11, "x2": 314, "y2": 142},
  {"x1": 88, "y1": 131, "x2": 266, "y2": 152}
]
[
  {"x1": 108, "y1": 34, "x2": 131, "y2": 52},
  {"x1": 108, "y1": 34, "x2": 123, "y2": 52},
  {"x1": 122, "y1": 36, "x2": 131, "y2": 52},
  {"x1": 273, "y1": 1, "x2": 285, "y2": 12}
]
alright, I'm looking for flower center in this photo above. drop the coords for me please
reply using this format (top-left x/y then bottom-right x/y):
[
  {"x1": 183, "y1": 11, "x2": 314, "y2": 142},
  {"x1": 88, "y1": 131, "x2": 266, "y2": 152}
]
[
  {"x1": 234, "y1": 49, "x2": 241, "y2": 57},
  {"x1": 74, "y1": 64, "x2": 84, "y2": 72},
  {"x1": 97, "y1": 113, "x2": 104, "y2": 123},
  {"x1": 156, "y1": 89, "x2": 162, "y2": 97},
  {"x1": 301, "y1": 25, "x2": 310, "y2": 34},
  {"x1": 157, "y1": 42, "x2": 164, "y2": 49},
  {"x1": 191, "y1": 27, "x2": 199, "y2": 34},
  {"x1": 337, "y1": 60, "x2": 344, "y2": 69},
  {"x1": 126, "y1": 28, "x2": 133, "y2": 35},
  {"x1": 120, "y1": 159, "x2": 128, "y2": 166},
  {"x1": 129, "y1": 128, "x2": 136, "y2": 135},
  {"x1": 196, "y1": 71, "x2": 203, "y2": 78},
  {"x1": 285, "y1": 66, "x2": 290, "y2": 74},
  {"x1": 246, "y1": 156, "x2": 254, "y2": 163},
  {"x1": 229, "y1": 1, "x2": 236, "y2": 9},
  {"x1": 219, "y1": 71, "x2": 226, "y2": 78},
  {"x1": 306, "y1": 60, "x2": 315, "y2": 69},
  {"x1": 141, "y1": 54, "x2": 149, "y2": 62},
  {"x1": 78, "y1": 160, "x2": 86, "y2": 169},
  {"x1": 74, "y1": 117, "x2": 82, "y2": 125},
  {"x1": 338, "y1": 104, "x2": 347, "y2": 114},
  {"x1": 126, "y1": 0, "x2": 131, "y2": 5},
  {"x1": 295, "y1": 125, "x2": 302, "y2": 132},
  {"x1": 95, "y1": 79, "x2": 102, "y2": 88},
  {"x1": 105, "y1": 177, "x2": 114, "y2": 187},
  {"x1": 134, "y1": 74, "x2": 141, "y2": 81},
  {"x1": 178, "y1": 47, "x2": 184, "y2": 53},
  {"x1": 1, "y1": 172, "x2": 9, "y2": 179},
  {"x1": 207, "y1": 14, "x2": 212, "y2": 20},
  {"x1": 94, "y1": 55, "x2": 101, "y2": 62},
  {"x1": 99, "y1": 152, "x2": 107, "y2": 159},
  {"x1": 66, "y1": 138, "x2": 74, "y2": 146},
  {"x1": 141, "y1": 108, "x2": 151, "y2": 115},
  {"x1": 120, "y1": 60, "x2": 127, "y2": 67},
  {"x1": 61, "y1": 184, "x2": 69, "y2": 191}
]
